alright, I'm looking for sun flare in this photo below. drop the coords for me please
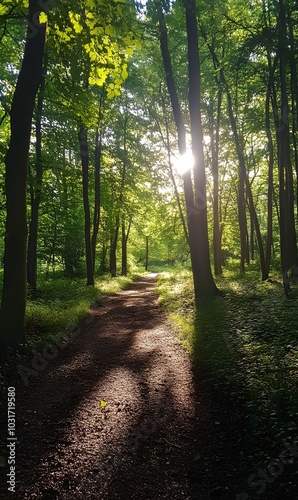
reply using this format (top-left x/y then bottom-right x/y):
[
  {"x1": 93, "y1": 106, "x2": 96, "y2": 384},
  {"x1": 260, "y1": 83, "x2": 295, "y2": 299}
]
[{"x1": 173, "y1": 151, "x2": 195, "y2": 175}]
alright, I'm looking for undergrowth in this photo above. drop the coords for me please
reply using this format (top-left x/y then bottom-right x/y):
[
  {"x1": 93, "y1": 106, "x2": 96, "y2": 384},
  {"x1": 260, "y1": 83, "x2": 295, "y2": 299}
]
[
  {"x1": 0, "y1": 273, "x2": 138, "y2": 387},
  {"x1": 26, "y1": 274, "x2": 135, "y2": 349},
  {"x1": 157, "y1": 265, "x2": 298, "y2": 468}
]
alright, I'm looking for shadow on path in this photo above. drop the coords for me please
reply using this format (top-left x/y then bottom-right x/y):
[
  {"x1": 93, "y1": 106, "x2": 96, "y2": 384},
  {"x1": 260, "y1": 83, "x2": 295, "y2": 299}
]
[{"x1": 1, "y1": 276, "x2": 251, "y2": 499}]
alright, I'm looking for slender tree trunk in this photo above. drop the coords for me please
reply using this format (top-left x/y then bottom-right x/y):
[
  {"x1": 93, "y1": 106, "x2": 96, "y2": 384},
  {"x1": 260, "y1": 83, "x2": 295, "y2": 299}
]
[
  {"x1": 246, "y1": 220, "x2": 250, "y2": 266},
  {"x1": 27, "y1": 54, "x2": 47, "y2": 289},
  {"x1": 78, "y1": 125, "x2": 94, "y2": 286},
  {"x1": 215, "y1": 56, "x2": 266, "y2": 277},
  {"x1": 111, "y1": 106, "x2": 128, "y2": 277},
  {"x1": 100, "y1": 241, "x2": 108, "y2": 272},
  {"x1": 91, "y1": 125, "x2": 102, "y2": 272},
  {"x1": 245, "y1": 177, "x2": 267, "y2": 279},
  {"x1": 0, "y1": 0, "x2": 46, "y2": 348},
  {"x1": 265, "y1": 55, "x2": 276, "y2": 278},
  {"x1": 46, "y1": 218, "x2": 57, "y2": 281},
  {"x1": 61, "y1": 147, "x2": 72, "y2": 277},
  {"x1": 153, "y1": 108, "x2": 189, "y2": 244},
  {"x1": 202, "y1": 30, "x2": 249, "y2": 273},
  {"x1": 145, "y1": 236, "x2": 149, "y2": 271},
  {"x1": 157, "y1": 5, "x2": 193, "y2": 216},
  {"x1": 209, "y1": 92, "x2": 222, "y2": 275},
  {"x1": 250, "y1": 216, "x2": 255, "y2": 261},
  {"x1": 226, "y1": 90, "x2": 248, "y2": 272},
  {"x1": 110, "y1": 219, "x2": 120, "y2": 278},
  {"x1": 121, "y1": 221, "x2": 127, "y2": 276},
  {"x1": 121, "y1": 217, "x2": 132, "y2": 276},
  {"x1": 224, "y1": 90, "x2": 267, "y2": 279}
]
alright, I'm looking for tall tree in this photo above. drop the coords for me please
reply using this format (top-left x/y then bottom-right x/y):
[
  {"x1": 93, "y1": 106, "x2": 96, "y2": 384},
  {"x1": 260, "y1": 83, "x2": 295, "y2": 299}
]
[
  {"x1": 185, "y1": 0, "x2": 219, "y2": 295},
  {"x1": 91, "y1": 124, "x2": 102, "y2": 273},
  {"x1": 79, "y1": 124, "x2": 94, "y2": 286},
  {"x1": 277, "y1": 0, "x2": 297, "y2": 281},
  {"x1": 155, "y1": 0, "x2": 218, "y2": 298},
  {"x1": 207, "y1": 88, "x2": 222, "y2": 275},
  {"x1": 27, "y1": 53, "x2": 48, "y2": 290},
  {"x1": 0, "y1": 0, "x2": 47, "y2": 348}
]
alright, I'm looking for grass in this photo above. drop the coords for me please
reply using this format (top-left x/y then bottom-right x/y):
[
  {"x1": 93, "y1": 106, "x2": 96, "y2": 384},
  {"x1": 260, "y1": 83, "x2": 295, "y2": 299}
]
[
  {"x1": 25, "y1": 274, "x2": 136, "y2": 350},
  {"x1": 156, "y1": 264, "x2": 298, "y2": 467},
  {"x1": 0, "y1": 272, "x2": 139, "y2": 387},
  {"x1": 157, "y1": 269, "x2": 195, "y2": 350}
]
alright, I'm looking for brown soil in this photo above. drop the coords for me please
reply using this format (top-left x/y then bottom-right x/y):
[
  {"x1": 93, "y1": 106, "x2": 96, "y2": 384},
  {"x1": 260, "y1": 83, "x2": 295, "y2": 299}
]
[{"x1": 1, "y1": 276, "x2": 253, "y2": 499}]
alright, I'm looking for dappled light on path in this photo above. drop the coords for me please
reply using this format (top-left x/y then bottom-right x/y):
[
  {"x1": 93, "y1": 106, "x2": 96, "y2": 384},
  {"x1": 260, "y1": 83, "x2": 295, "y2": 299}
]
[{"x1": 17, "y1": 275, "x2": 197, "y2": 499}]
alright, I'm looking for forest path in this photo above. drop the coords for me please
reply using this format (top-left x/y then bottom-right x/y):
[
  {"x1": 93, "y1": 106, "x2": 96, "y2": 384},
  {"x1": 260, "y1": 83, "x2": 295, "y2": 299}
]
[{"x1": 14, "y1": 275, "x2": 246, "y2": 499}]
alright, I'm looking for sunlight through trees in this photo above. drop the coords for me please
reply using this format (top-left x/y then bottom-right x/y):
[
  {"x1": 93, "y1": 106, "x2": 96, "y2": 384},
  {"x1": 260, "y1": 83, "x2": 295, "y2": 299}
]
[{"x1": 1, "y1": 0, "x2": 298, "y2": 346}]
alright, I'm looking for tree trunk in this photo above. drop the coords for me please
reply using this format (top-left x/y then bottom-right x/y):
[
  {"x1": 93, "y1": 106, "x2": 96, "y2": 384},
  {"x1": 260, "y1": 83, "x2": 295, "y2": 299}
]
[
  {"x1": 287, "y1": 9, "x2": 298, "y2": 219},
  {"x1": 45, "y1": 218, "x2": 57, "y2": 281},
  {"x1": 111, "y1": 106, "x2": 128, "y2": 277},
  {"x1": 121, "y1": 221, "x2": 127, "y2": 276},
  {"x1": 27, "y1": 54, "x2": 47, "y2": 289},
  {"x1": 110, "y1": 220, "x2": 119, "y2": 278},
  {"x1": 78, "y1": 125, "x2": 94, "y2": 286},
  {"x1": 185, "y1": 0, "x2": 219, "y2": 296},
  {"x1": 100, "y1": 241, "x2": 108, "y2": 272},
  {"x1": 245, "y1": 177, "x2": 267, "y2": 279},
  {"x1": 121, "y1": 217, "x2": 132, "y2": 276},
  {"x1": 157, "y1": 5, "x2": 193, "y2": 215},
  {"x1": 225, "y1": 86, "x2": 267, "y2": 278},
  {"x1": 0, "y1": 0, "x2": 46, "y2": 348},
  {"x1": 202, "y1": 30, "x2": 249, "y2": 273},
  {"x1": 226, "y1": 91, "x2": 248, "y2": 272},
  {"x1": 153, "y1": 107, "x2": 189, "y2": 244},
  {"x1": 265, "y1": 54, "x2": 276, "y2": 278},
  {"x1": 208, "y1": 92, "x2": 222, "y2": 275},
  {"x1": 218, "y1": 59, "x2": 266, "y2": 277},
  {"x1": 250, "y1": 216, "x2": 255, "y2": 261},
  {"x1": 145, "y1": 236, "x2": 149, "y2": 271},
  {"x1": 158, "y1": 0, "x2": 218, "y2": 298},
  {"x1": 61, "y1": 147, "x2": 72, "y2": 277},
  {"x1": 91, "y1": 125, "x2": 102, "y2": 272},
  {"x1": 277, "y1": 0, "x2": 297, "y2": 283}
]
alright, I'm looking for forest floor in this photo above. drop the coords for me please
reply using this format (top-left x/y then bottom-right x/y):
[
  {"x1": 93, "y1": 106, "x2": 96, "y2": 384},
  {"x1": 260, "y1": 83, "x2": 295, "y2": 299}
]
[{"x1": 0, "y1": 274, "x2": 296, "y2": 499}]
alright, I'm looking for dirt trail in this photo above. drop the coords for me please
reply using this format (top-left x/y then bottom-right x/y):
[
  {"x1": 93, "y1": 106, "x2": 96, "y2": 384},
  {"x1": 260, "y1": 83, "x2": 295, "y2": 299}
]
[{"x1": 2, "y1": 275, "x2": 248, "y2": 499}]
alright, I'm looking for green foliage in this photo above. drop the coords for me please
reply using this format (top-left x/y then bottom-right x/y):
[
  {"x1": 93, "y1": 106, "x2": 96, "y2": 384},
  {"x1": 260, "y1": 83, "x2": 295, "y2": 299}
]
[
  {"x1": 157, "y1": 266, "x2": 298, "y2": 465},
  {"x1": 0, "y1": 0, "x2": 298, "y2": 376},
  {"x1": 157, "y1": 268, "x2": 194, "y2": 349},
  {"x1": 25, "y1": 274, "x2": 134, "y2": 350},
  {"x1": 0, "y1": 272, "x2": 137, "y2": 391},
  {"x1": 47, "y1": 0, "x2": 140, "y2": 100}
]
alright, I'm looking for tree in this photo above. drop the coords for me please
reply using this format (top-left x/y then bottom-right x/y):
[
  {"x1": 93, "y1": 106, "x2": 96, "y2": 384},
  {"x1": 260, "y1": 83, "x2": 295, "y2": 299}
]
[
  {"x1": 185, "y1": 0, "x2": 219, "y2": 295},
  {"x1": 154, "y1": 0, "x2": 218, "y2": 297},
  {"x1": 0, "y1": 0, "x2": 47, "y2": 348},
  {"x1": 78, "y1": 124, "x2": 94, "y2": 286},
  {"x1": 276, "y1": 0, "x2": 297, "y2": 284},
  {"x1": 27, "y1": 53, "x2": 48, "y2": 290}
]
